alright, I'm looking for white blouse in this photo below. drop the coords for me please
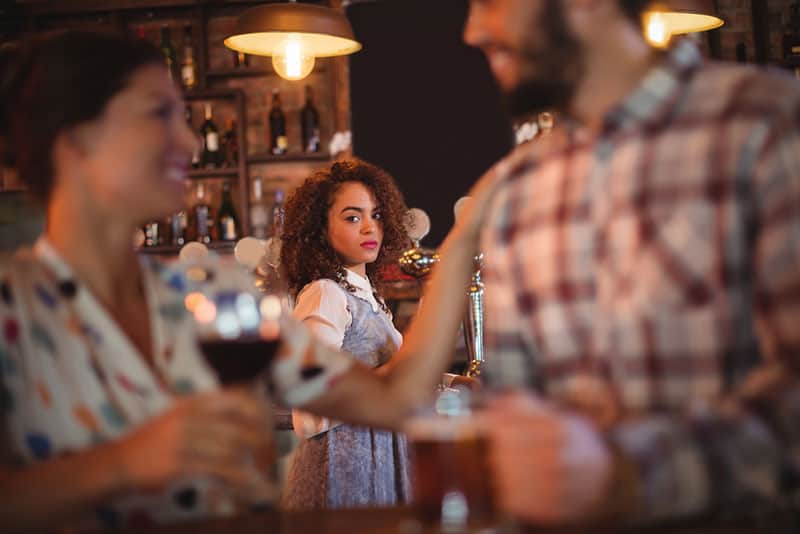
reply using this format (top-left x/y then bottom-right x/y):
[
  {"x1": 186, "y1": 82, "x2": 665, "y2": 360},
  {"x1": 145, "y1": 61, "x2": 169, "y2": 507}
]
[{"x1": 291, "y1": 269, "x2": 402, "y2": 438}]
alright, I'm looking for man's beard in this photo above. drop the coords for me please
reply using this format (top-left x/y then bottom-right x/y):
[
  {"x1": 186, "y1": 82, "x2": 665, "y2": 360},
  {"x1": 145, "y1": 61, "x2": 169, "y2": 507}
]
[{"x1": 502, "y1": 0, "x2": 583, "y2": 118}]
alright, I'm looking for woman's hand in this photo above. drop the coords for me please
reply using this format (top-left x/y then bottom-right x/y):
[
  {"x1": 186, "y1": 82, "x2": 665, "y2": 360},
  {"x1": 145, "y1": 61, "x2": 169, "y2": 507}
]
[{"x1": 116, "y1": 389, "x2": 274, "y2": 498}]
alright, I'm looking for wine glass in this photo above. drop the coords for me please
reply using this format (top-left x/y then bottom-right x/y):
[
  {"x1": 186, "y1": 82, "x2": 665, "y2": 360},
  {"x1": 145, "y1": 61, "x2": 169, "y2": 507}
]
[
  {"x1": 180, "y1": 250, "x2": 288, "y2": 508},
  {"x1": 182, "y1": 253, "x2": 286, "y2": 386}
]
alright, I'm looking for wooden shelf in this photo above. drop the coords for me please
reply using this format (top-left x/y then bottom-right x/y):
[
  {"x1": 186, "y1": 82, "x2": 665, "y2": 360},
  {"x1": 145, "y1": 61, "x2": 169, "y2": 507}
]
[
  {"x1": 206, "y1": 64, "x2": 327, "y2": 79},
  {"x1": 184, "y1": 87, "x2": 243, "y2": 101},
  {"x1": 206, "y1": 67, "x2": 271, "y2": 79},
  {"x1": 247, "y1": 152, "x2": 331, "y2": 164},
  {"x1": 137, "y1": 240, "x2": 237, "y2": 255},
  {"x1": 187, "y1": 167, "x2": 240, "y2": 179}
]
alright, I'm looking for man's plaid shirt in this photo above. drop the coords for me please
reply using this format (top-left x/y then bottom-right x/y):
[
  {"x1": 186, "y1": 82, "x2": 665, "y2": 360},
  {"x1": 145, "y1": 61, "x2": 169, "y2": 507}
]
[{"x1": 482, "y1": 39, "x2": 800, "y2": 520}]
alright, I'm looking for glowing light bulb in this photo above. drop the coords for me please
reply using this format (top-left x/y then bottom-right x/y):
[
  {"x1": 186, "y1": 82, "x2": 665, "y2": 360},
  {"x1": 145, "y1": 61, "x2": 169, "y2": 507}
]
[
  {"x1": 272, "y1": 35, "x2": 315, "y2": 81},
  {"x1": 645, "y1": 11, "x2": 672, "y2": 49}
]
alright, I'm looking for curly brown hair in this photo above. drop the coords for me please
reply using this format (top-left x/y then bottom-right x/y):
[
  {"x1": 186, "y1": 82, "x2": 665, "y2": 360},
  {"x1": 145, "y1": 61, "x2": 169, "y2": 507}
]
[{"x1": 280, "y1": 158, "x2": 410, "y2": 303}]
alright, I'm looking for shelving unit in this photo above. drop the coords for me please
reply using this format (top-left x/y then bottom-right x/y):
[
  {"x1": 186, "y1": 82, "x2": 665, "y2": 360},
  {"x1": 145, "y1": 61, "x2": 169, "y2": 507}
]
[
  {"x1": 0, "y1": 1, "x2": 345, "y2": 255},
  {"x1": 183, "y1": 87, "x2": 249, "y2": 240},
  {"x1": 248, "y1": 152, "x2": 331, "y2": 164},
  {"x1": 187, "y1": 168, "x2": 239, "y2": 179},
  {"x1": 137, "y1": 240, "x2": 236, "y2": 256}
]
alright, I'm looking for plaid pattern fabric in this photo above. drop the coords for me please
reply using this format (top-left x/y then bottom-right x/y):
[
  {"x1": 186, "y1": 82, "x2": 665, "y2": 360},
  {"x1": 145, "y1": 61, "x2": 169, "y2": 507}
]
[{"x1": 481, "y1": 39, "x2": 800, "y2": 520}]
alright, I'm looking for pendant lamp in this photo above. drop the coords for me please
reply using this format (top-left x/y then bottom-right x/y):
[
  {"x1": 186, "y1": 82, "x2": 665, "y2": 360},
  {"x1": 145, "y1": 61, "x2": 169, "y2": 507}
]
[
  {"x1": 644, "y1": 0, "x2": 724, "y2": 48},
  {"x1": 224, "y1": 0, "x2": 362, "y2": 81}
]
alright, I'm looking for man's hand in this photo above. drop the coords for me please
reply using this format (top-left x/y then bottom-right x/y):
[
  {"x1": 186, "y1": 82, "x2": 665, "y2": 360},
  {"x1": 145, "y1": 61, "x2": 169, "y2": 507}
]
[{"x1": 479, "y1": 391, "x2": 612, "y2": 524}]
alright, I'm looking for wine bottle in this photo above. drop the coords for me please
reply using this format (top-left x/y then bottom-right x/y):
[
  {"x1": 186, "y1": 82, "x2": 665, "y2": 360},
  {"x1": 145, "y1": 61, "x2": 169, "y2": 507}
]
[
  {"x1": 301, "y1": 85, "x2": 321, "y2": 153},
  {"x1": 181, "y1": 25, "x2": 196, "y2": 90},
  {"x1": 191, "y1": 182, "x2": 213, "y2": 244},
  {"x1": 201, "y1": 103, "x2": 221, "y2": 168},
  {"x1": 144, "y1": 221, "x2": 162, "y2": 247},
  {"x1": 735, "y1": 42, "x2": 747, "y2": 63},
  {"x1": 186, "y1": 104, "x2": 200, "y2": 169},
  {"x1": 217, "y1": 181, "x2": 239, "y2": 242},
  {"x1": 270, "y1": 189, "x2": 285, "y2": 238},
  {"x1": 169, "y1": 210, "x2": 188, "y2": 246},
  {"x1": 160, "y1": 26, "x2": 178, "y2": 83},
  {"x1": 784, "y1": 1, "x2": 800, "y2": 79},
  {"x1": 269, "y1": 89, "x2": 288, "y2": 155},
  {"x1": 250, "y1": 176, "x2": 269, "y2": 240},
  {"x1": 222, "y1": 118, "x2": 239, "y2": 167}
]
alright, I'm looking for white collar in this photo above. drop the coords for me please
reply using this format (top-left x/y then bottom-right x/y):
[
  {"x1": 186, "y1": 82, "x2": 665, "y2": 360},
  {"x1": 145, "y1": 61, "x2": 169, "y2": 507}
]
[{"x1": 344, "y1": 268, "x2": 381, "y2": 313}]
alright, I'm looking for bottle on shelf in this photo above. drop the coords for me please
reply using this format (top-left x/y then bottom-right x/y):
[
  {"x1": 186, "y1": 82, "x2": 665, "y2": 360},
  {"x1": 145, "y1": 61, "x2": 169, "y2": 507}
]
[
  {"x1": 270, "y1": 189, "x2": 285, "y2": 238},
  {"x1": 200, "y1": 103, "x2": 221, "y2": 168},
  {"x1": 301, "y1": 85, "x2": 321, "y2": 153},
  {"x1": 222, "y1": 118, "x2": 239, "y2": 167},
  {"x1": 735, "y1": 42, "x2": 747, "y2": 63},
  {"x1": 191, "y1": 182, "x2": 213, "y2": 244},
  {"x1": 169, "y1": 209, "x2": 188, "y2": 246},
  {"x1": 160, "y1": 26, "x2": 178, "y2": 83},
  {"x1": 181, "y1": 24, "x2": 196, "y2": 91},
  {"x1": 250, "y1": 176, "x2": 269, "y2": 240},
  {"x1": 143, "y1": 220, "x2": 162, "y2": 247},
  {"x1": 186, "y1": 104, "x2": 200, "y2": 169},
  {"x1": 217, "y1": 180, "x2": 239, "y2": 242},
  {"x1": 784, "y1": 1, "x2": 800, "y2": 78},
  {"x1": 232, "y1": 50, "x2": 250, "y2": 69},
  {"x1": 268, "y1": 89, "x2": 288, "y2": 155},
  {"x1": 262, "y1": 188, "x2": 285, "y2": 272},
  {"x1": 135, "y1": 25, "x2": 146, "y2": 40}
]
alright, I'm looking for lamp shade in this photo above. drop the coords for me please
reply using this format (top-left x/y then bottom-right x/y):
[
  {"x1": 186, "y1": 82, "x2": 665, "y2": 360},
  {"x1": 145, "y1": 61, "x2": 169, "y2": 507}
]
[
  {"x1": 224, "y1": 3, "x2": 362, "y2": 58},
  {"x1": 652, "y1": 0, "x2": 724, "y2": 34}
]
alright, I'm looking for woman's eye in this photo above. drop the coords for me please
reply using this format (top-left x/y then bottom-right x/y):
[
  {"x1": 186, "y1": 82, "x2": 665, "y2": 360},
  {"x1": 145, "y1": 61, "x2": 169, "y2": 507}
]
[
  {"x1": 372, "y1": 212, "x2": 382, "y2": 220},
  {"x1": 345, "y1": 215, "x2": 360, "y2": 223}
]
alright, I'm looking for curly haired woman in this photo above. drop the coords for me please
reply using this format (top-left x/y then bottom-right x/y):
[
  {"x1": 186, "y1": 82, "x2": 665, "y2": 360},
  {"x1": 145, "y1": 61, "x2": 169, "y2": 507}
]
[{"x1": 280, "y1": 158, "x2": 411, "y2": 510}]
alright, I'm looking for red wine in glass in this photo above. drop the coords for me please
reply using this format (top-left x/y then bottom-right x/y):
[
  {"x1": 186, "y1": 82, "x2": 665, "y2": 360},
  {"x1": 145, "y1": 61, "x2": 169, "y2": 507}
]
[{"x1": 199, "y1": 337, "x2": 280, "y2": 385}]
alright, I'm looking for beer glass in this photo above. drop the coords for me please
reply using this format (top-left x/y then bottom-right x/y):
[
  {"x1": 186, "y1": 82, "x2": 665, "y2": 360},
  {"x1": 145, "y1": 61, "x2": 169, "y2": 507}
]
[{"x1": 406, "y1": 390, "x2": 496, "y2": 530}]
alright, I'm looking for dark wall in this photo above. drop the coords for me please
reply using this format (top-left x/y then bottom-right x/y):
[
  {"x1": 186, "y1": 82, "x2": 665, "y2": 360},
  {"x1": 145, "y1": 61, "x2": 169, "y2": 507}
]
[{"x1": 347, "y1": 0, "x2": 512, "y2": 246}]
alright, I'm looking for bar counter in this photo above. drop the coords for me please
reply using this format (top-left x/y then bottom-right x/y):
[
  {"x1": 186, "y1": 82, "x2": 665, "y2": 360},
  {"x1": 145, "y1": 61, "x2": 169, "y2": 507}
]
[{"x1": 139, "y1": 506, "x2": 782, "y2": 534}]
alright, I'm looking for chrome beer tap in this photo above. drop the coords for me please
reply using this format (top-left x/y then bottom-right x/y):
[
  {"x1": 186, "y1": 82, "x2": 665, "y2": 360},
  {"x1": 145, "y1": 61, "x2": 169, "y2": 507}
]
[
  {"x1": 463, "y1": 253, "x2": 484, "y2": 378},
  {"x1": 454, "y1": 197, "x2": 485, "y2": 379}
]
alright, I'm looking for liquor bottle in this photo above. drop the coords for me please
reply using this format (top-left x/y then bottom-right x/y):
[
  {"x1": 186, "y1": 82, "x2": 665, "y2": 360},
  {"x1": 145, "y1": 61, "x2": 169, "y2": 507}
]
[
  {"x1": 784, "y1": 1, "x2": 800, "y2": 79},
  {"x1": 160, "y1": 26, "x2": 178, "y2": 83},
  {"x1": 268, "y1": 89, "x2": 288, "y2": 155},
  {"x1": 169, "y1": 210, "x2": 188, "y2": 246},
  {"x1": 191, "y1": 182, "x2": 213, "y2": 244},
  {"x1": 143, "y1": 221, "x2": 162, "y2": 247},
  {"x1": 200, "y1": 103, "x2": 221, "y2": 168},
  {"x1": 217, "y1": 181, "x2": 239, "y2": 242},
  {"x1": 135, "y1": 25, "x2": 146, "y2": 40},
  {"x1": 270, "y1": 189, "x2": 285, "y2": 238},
  {"x1": 301, "y1": 85, "x2": 321, "y2": 153},
  {"x1": 181, "y1": 25, "x2": 196, "y2": 90},
  {"x1": 250, "y1": 176, "x2": 269, "y2": 240},
  {"x1": 222, "y1": 118, "x2": 239, "y2": 167},
  {"x1": 186, "y1": 104, "x2": 200, "y2": 169},
  {"x1": 735, "y1": 42, "x2": 747, "y2": 63}
]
